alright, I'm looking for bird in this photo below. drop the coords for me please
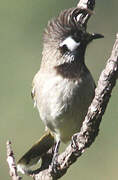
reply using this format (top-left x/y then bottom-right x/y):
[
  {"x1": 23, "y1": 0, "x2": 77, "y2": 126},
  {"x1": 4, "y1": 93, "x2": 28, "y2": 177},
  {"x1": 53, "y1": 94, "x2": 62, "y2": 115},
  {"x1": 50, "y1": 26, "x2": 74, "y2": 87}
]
[{"x1": 17, "y1": 7, "x2": 103, "y2": 174}]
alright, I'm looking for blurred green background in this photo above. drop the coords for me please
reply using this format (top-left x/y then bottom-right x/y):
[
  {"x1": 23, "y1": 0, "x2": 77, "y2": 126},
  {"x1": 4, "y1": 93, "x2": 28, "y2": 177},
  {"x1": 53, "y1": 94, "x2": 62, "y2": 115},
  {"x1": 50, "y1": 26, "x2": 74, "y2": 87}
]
[{"x1": 0, "y1": 0, "x2": 118, "y2": 179}]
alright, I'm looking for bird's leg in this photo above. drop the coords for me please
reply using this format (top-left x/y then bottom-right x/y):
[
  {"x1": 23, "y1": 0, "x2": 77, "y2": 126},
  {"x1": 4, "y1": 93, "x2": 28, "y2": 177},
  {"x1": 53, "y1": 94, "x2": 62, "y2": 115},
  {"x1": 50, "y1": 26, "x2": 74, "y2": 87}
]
[{"x1": 50, "y1": 140, "x2": 60, "y2": 174}]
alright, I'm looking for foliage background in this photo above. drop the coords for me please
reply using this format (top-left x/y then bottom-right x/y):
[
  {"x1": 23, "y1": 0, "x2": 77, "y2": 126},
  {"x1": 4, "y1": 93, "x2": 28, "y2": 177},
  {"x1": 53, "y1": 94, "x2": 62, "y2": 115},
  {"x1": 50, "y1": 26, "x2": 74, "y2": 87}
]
[{"x1": 1, "y1": 0, "x2": 118, "y2": 179}]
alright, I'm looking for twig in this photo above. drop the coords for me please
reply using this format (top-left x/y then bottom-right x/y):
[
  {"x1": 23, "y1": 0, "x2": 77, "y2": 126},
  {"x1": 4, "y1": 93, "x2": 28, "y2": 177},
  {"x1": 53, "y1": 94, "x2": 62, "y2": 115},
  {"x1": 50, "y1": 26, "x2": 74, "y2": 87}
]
[
  {"x1": 33, "y1": 33, "x2": 118, "y2": 180},
  {"x1": 76, "y1": 0, "x2": 95, "y2": 25},
  {"x1": 6, "y1": 140, "x2": 22, "y2": 180},
  {"x1": 57, "y1": 32, "x2": 118, "y2": 173}
]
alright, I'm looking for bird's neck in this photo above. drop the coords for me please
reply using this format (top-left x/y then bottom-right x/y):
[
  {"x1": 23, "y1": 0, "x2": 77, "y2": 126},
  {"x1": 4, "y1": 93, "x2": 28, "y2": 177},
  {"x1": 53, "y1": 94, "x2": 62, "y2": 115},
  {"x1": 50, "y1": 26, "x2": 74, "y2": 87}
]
[
  {"x1": 41, "y1": 46, "x2": 87, "y2": 79},
  {"x1": 54, "y1": 56, "x2": 87, "y2": 79}
]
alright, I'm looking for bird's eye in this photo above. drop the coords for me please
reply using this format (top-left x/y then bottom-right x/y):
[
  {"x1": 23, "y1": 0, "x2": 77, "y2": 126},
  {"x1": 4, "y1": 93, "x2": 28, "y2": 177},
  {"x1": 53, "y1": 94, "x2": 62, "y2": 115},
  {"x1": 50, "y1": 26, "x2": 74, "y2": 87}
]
[
  {"x1": 59, "y1": 44, "x2": 69, "y2": 54},
  {"x1": 59, "y1": 36, "x2": 81, "y2": 53}
]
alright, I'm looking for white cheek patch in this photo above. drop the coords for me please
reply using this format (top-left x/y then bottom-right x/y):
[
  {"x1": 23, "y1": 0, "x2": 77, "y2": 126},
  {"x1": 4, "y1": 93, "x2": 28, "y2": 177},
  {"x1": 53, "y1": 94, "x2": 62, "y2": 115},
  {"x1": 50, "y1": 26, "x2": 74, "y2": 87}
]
[{"x1": 60, "y1": 36, "x2": 80, "y2": 51}]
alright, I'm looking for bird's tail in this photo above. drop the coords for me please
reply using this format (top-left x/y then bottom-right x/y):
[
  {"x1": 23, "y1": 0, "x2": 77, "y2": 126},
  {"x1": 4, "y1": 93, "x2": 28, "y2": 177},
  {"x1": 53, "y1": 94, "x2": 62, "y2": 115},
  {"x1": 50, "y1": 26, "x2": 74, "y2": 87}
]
[{"x1": 17, "y1": 131, "x2": 55, "y2": 174}]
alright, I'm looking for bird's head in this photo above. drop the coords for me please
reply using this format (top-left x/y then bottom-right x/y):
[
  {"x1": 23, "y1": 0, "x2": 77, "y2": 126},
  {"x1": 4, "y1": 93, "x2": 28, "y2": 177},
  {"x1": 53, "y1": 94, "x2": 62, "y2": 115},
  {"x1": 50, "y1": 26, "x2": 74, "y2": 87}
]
[{"x1": 42, "y1": 8, "x2": 103, "y2": 68}]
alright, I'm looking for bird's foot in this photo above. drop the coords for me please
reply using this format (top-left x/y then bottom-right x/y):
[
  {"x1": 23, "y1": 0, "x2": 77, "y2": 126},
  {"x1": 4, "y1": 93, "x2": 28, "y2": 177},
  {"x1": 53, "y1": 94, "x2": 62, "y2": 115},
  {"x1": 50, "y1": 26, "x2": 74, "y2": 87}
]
[
  {"x1": 71, "y1": 133, "x2": 78, "y2": 150},
  {"x1": 71, "y1": 133, "x2": 85, "y2": 155},
  {"x1": 50, "y1": 152, "x2": 59, "y2": 174}
]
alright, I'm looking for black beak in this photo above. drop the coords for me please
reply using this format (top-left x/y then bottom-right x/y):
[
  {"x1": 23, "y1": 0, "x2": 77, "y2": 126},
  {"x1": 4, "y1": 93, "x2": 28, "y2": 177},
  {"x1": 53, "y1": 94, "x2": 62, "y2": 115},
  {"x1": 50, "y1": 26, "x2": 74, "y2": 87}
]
[{"x1": 90, "y1": 33, "x2": 104, "y2": 41}]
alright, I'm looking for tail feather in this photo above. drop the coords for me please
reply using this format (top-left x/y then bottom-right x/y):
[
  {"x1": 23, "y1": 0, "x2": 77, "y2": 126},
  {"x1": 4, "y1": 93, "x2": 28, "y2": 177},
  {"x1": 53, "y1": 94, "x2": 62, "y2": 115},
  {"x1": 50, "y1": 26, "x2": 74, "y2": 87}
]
[{"x1": 17, "y1": 131, "x2": 55, "y2": 174}]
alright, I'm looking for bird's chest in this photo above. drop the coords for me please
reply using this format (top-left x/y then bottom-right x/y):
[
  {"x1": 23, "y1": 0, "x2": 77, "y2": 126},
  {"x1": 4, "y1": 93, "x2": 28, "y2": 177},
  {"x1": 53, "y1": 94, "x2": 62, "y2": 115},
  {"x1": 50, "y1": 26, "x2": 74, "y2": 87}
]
[{"x1": 34, "y1": 73, "x2": 93, "y2": 136}]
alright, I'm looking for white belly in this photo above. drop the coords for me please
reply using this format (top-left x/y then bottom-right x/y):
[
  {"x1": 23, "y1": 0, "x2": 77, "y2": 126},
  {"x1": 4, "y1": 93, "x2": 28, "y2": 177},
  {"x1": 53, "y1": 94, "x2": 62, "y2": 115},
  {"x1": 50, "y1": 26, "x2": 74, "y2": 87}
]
[{"x1": 33, "y1": 71, "x2": 95, "y2": 143}]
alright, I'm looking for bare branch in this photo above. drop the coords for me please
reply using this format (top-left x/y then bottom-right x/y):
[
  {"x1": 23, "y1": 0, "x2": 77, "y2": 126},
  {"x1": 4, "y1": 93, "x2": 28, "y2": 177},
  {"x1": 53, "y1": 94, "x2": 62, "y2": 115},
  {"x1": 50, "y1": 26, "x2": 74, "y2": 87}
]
[
  {"x1": 77, "y1": 0, "x2": 95, "y2": 10},
  {"x1": 58, "y1": 32, "x2": 118, "y2": 170},
  {"x1": 6, "y1": 141, "x2": 22, "y2": 180},
  {"x1": 76, "y1": 0, "x2": 95, "y2": 25},
  {"x1": 33, "y1": 33, "x2": 118, "y2": 180}
]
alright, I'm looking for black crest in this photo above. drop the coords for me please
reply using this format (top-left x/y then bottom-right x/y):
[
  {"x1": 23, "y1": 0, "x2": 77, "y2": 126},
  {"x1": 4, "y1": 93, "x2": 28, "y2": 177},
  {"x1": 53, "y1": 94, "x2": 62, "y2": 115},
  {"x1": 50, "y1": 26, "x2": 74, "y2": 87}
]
[{"x1": 43, "y1": 8, "x2": 88, "y2": 44}]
